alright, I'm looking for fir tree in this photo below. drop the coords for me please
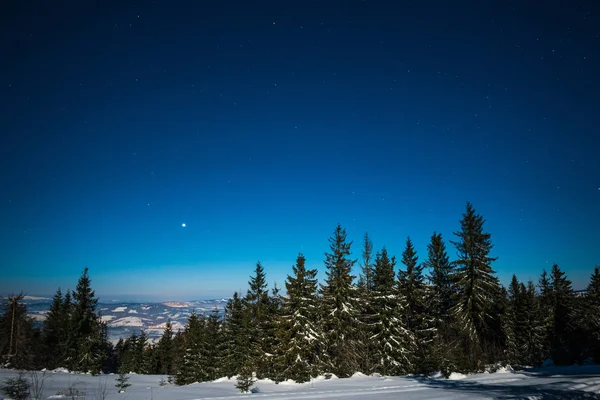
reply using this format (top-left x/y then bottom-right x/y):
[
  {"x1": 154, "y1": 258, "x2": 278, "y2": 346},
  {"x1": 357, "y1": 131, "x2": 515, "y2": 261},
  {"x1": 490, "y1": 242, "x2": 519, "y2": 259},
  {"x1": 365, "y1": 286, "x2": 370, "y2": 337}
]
[
  {"x1": 398, "y1": 237, "x2": 435, "y2": 374},
  {"x1": 175, "y1": 313, "x2": 205, "y2": 385},
  {"x1": 69, "y1": 268, "x2": 107, "y2": 373},
  {"x1": 371, "y1": 247, "x2": 415, "y2": 375},
  {"x1": 42, "y1": 288, "x2": 65, "y2": 368},
  {"x1": 245, "y1": 262, "x2": 270, "y2": 377},
  {"x1": 115, "y1": 373, "x2": 131, "y2": 393},
  {"x1": 222, "y1": 292, "x2": 249, "y2": 378},
  {"x1": 356, "y1": 233, "x2": 376, "y2": 373},
  {"x1": 450, "y1": 202, "x2": 502, "y2": 370},
  {"x1": 0, "y1": 294, "x2": 41, "y2": 369},
  {"x1": 276, "y1": 254, "x2": 324, "y2": 382},
  {"x1": 155, "y1": 320, "x2": 174, "y2": 375},
  {"x1": 549, "y1": 264, "x2": 576, "y2": 365},
  {"x1": 320, "y1": 224, "x2": 361, "y2": 377},
  {"x1": 200, "y1": 309, "x2": 223, "y2": 381},
  {"x1": 262, "y1": 283, "x2": 284, "y2": 380},
  {"x1": 357, "y1": 232, "x2": 375, "y2": 292},
  {"x1": 520, "y1": 281, "x2": 545, "y2": 366},
  {"x1": 503, "y1": 275, "x2": 523, "y2": 365},
  {"x1": 235, "y1": 360, "x2": 255, "y2": 393},
  {"x1": 425, "y1": 232, "x2": 454, "y2": 324},
  {"x1": 537, "y1": 269, "x2": 553, "y2": 361},
  {"x1": 424, "y1": 232, "x2": 456, "y2": 373},
  {"x1": 585, "y1": 267, "x2": 600, "y2": 362},
  {"x1": 171, "y1": 329, "x2": 186, "y2": 376},
  {"x1": 1, "y1": 372, "x2": 30, "y2": 400}
]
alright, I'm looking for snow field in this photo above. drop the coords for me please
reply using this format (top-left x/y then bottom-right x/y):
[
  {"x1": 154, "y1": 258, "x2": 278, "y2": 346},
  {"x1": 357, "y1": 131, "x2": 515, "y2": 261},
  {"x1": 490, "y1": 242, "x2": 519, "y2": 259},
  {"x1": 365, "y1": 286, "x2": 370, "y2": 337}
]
[{"x1": 1, "y1": 365, "x2": 600, "y2": 400}]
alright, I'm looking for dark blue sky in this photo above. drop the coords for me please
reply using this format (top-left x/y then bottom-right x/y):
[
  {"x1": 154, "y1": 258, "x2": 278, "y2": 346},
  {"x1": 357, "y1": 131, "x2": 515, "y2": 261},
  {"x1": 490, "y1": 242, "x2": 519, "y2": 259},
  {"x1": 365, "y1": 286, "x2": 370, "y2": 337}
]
[{"x1": 1, "y1": 1, "x2": 599, "y2": 300}]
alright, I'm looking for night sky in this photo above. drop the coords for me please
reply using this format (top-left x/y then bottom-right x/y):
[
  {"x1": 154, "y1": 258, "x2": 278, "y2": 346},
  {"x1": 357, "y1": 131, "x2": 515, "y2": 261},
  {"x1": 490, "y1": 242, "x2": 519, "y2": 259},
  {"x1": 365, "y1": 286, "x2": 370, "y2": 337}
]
[{"x1": 1, "y1": 1, "x2": 599, "y2": 301}]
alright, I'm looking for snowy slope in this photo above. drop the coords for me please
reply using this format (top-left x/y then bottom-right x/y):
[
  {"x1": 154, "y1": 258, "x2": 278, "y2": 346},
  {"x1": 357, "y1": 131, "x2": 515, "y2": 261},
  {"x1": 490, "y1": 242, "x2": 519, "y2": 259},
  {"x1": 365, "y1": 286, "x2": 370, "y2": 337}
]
[{"x1": 2, "y1": 366, "x2": 600, "y2": 400}]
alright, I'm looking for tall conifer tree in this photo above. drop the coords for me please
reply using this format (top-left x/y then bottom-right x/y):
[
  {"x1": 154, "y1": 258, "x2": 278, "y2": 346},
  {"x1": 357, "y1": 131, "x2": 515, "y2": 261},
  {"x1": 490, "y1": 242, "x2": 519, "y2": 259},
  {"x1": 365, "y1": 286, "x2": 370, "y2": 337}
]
[
  {"x1": 399, "y1": 237, "x2": 435, "y2": 373},
  {"x1": 371, "y1": 248, "x2": 414, "y2": 375},
  {"x1": 320, "y1": 224, "x2": 360, "y2": 377},
  {"x1": 276, "y1": 254, "x2": 324, "y2": 382},
  {"x1": 450, "y1": 203, "x2": 501, "y2": 370}
]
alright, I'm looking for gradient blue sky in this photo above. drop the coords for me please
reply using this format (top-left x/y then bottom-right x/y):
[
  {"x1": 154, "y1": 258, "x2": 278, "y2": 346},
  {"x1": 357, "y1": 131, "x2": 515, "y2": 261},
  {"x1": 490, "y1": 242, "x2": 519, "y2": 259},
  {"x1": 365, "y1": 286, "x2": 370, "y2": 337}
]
[{"x1": 1, "y1": 1, "x2": 599, "y2": 301}]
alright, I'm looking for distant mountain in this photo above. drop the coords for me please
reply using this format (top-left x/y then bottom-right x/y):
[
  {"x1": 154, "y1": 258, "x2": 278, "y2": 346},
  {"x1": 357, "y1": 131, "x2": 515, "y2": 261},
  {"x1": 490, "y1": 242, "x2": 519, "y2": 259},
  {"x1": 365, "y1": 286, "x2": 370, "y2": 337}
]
[{"x1": 22, "y1": 297, "x2": 230, "y2": 343}]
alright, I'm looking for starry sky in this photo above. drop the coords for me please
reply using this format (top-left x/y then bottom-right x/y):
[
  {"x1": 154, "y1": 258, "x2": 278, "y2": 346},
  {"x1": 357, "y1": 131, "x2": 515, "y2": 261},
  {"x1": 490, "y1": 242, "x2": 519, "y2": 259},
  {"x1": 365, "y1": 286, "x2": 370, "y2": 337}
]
[{"x1": 1, "y1": 1, "x2": 599, "y2": 301}]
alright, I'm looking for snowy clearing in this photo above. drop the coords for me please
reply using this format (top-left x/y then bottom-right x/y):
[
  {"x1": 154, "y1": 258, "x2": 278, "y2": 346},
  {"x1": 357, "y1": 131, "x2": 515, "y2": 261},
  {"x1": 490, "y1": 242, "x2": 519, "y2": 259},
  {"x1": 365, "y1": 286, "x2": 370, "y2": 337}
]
[{"x1": 2, "y1": 365, "x2": 600, "y2": 400}]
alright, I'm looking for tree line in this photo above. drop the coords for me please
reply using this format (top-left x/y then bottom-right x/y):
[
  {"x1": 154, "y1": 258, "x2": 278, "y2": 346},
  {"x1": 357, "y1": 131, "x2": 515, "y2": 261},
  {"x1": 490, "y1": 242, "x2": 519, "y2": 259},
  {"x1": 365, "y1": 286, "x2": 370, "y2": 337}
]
[{"x1": 1, "y1": 202, "x2": 599, "y2": 384}]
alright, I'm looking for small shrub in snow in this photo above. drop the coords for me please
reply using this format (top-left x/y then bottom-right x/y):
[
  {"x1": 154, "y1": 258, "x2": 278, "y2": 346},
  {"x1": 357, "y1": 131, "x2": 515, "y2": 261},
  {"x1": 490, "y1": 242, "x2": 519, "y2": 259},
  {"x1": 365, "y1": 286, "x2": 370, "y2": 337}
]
[
  {"x1": 324, "y1": 372, "x2": 333, "y2": 380},
  {"x1": 159, "y1": 377, "x2": 168, "y2": 387},
  {"x1": 1, "y1": 372, "x2": 30, "y2": 400},
  {"x1": 115, "y1": 373, "x2": 131, "y2": 393},
  {"x1": 235, "y1": 366, "x2": 255, "y2": 393},
  {"x1": 250, "y1": 386, "x2": 261, "y2": 393}
]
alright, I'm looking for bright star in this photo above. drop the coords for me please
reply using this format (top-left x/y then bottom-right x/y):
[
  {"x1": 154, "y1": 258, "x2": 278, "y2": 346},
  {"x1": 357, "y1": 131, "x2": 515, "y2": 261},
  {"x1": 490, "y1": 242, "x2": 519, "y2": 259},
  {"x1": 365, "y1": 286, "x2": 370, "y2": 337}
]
[{"x1": 182, "y1": 223, "x2": 186, "y2": 227}]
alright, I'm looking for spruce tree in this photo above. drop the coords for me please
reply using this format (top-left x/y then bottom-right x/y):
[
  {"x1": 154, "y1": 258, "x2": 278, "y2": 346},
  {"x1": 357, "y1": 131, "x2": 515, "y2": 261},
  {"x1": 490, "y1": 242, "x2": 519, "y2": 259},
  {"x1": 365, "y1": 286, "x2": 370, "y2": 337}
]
[
  {"x1": 537, "y1": 269, "x2": 553, "y2": 361},
  {"x1": 424, "y1": 232, "x2": 456, "y2": 373},
  {"x1": 356, "y1": 233, "x2": 376, "y2": 373},
  {"x1": 520, "y1": 281, "x2": 545, "y2": 366},
  {"x1": 200, "y1": 309, "x2": 223, "y2": 381},
  {"x1": 69, "y1": 268, "x2": 107, "y2": 373},
  {"x1": 450, "y1": 202, "x2": 501, "y2": 370},
  {"x1": 245, "y1": 262, "x2": 270, "y2": 377},
  {"x1": 320, "y1": 224, "x2": 361, "y2": 377},
  {"x1": 0, "y1": 294, "x2": 41, "y2": 369},
  {"x1": 155, "y1": 320, "x2": 174, "y2": 375},
  {"x1": 503, "y1": 275, "x2": 522, "y2": 365},
  {"x1": 42, "y1": 288, "x2": 66, "y2": 368},
  {"x1": 171, "y1": 329, "x2": 186, "y2": 376},
  {"x1": 357, "y1": 233, "x2": 375, "y2": 292},
  {"x1": 115, "y1": 373, "x2": 131, "y2": 393},
  {"x1": 398, "y1": 237, "x2": 435, "y2": 374},
  {"x1": 276, "y1": 254, "x2": 324, "y2": 382},
  {"x1": 585, "y1": 267, "x2": 600, "y2": 362},
  {"x1": 371, "y1": 247, "x2": 415, "y2": 375},
  {"x1": 175, "y1": 313, "x2": 205, "y2": 385},
  {"x1": 222, "y1": 292, "x2": 249, "y2": 378},
  {"x1": 549, "y1": 264, "x2": 576, "y2": 365},
  {"x1": 425, "y1": 232, "x2": 454, "y2": 324},
  {"x1": 262, "y1": 283, "x2": 284, "y2": 380}
]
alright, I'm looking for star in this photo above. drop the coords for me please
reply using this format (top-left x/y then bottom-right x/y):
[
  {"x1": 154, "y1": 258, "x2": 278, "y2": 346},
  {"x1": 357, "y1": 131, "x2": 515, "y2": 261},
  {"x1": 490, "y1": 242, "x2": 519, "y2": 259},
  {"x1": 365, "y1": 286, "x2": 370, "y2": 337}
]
[{"x1": 181, "y1": 223, "x2": 186, "y2": 228}]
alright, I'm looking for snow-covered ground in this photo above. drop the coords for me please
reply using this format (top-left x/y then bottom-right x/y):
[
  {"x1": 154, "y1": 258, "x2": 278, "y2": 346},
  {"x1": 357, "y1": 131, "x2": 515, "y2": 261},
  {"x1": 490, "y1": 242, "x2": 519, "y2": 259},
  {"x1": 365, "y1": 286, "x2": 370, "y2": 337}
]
[{"x1": 1, "y1": 365, "x2": 600, "y2": 399}]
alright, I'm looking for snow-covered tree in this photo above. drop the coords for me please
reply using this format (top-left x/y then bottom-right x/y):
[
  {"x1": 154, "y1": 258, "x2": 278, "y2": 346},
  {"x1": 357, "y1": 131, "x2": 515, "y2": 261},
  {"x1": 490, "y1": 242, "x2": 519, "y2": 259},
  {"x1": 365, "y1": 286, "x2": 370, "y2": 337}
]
[
  {"x1": 450, "y1": 202, "x2": 502, "y2": 370},
  {"x1": 276, "y1": 254, "x2": 324, "y2": 382},
  {"x1": 175, "y1": 313, "x2": 205, "y2": 385},
  {"x1": 548, "y1": 264, "x2": 576, "y2": 365},
  {"x1": 423, "y1": 232, "x2": 457, "y2": 373},
  {"x1": 425, "y1": 232, "x2": 454, "y2": 324},
  {"x1": 503, "y1": 275, "x2": 523, "y2": 365},
  {"x1": 245, "y1": 262, "x2": 271, "y2": 377},
  {"x1": 356, "y1": 233, "x2": 376, "y2": 373},
  {"x1": 0, "y1": 294, "x2": 40, "y2": 369},
  {"x1": 155, "y1": 320, "x2": 174, "y2": 375},
  {"x1": 585, "y1": 267, "x2": 600, "y2": 362},
  {"x1": 371, "y1": 247, "x2": 415, "y2": 375},
  {"x1": 520, "y1": 281, "x2": 545, "y2": 366},
  {"x1": 68, "y1": 268, "x2": 108, "y2": 374},
  {"x1": 200, "y1": 309, "x2": 223, "y2": 381},
  {"x1": 320, "y1": 224, "x2": 361, "y2": 377},
  {"x1": 398, "y1": 237, "x2": 435, "y2": 373},
  {"x1": 222, "y1": 292, "x2": 249, "y2": 378}
]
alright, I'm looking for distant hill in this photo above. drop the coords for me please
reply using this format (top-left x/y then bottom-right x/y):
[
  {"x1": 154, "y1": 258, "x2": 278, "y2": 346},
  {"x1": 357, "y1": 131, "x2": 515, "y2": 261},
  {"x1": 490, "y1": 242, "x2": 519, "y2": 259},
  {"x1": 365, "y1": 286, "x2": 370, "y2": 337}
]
[{"x1": 22, "y1": 297, "x2": 229, "y2": 343}]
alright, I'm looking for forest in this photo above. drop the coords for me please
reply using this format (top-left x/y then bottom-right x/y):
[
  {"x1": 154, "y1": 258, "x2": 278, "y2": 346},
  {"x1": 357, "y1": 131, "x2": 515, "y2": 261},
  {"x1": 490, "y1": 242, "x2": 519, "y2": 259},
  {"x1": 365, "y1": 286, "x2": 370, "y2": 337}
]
[{"x1": 1, "y1": 202, "x2": 599, "y2": 385}]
